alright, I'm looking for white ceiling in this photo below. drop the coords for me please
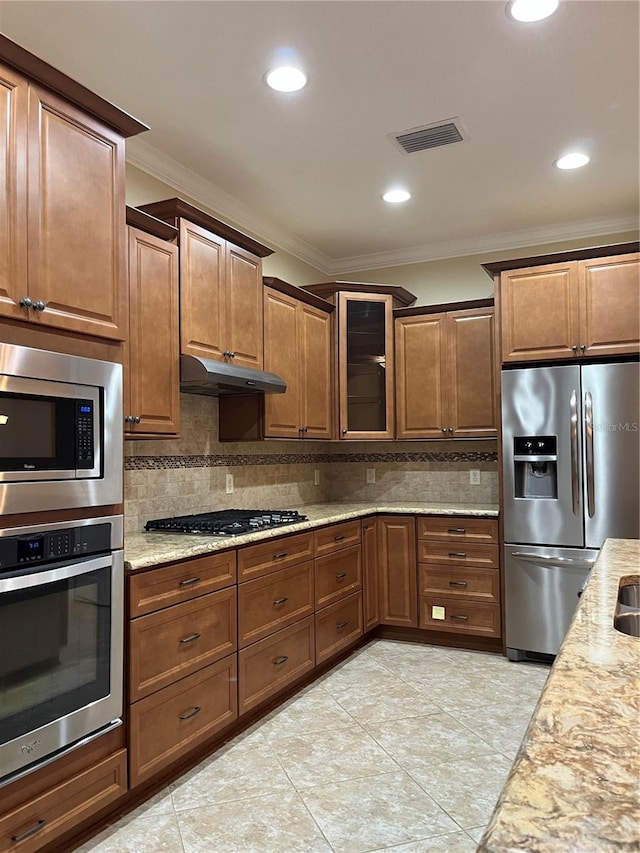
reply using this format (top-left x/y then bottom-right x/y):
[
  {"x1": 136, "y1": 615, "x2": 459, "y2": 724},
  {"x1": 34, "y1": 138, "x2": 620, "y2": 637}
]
[{"x1": 1, "y1": 1, "x2": 638, "y2": 274}]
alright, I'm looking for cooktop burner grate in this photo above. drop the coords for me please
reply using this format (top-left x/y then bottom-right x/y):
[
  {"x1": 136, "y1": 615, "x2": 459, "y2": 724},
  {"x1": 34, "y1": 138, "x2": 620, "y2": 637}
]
[{"x1": 144, "y1": 509, "x2": 307, "y2": 536}]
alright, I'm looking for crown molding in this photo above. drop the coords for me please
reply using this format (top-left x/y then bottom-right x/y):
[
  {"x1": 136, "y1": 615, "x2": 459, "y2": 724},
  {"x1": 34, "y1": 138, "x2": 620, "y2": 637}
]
[
  {"x1": 125, "y1": 138, "x2": 334, "y2": 274},
  {"x1": 126, "y1": 140, "x2": 638, "y2": 277},
  {"x1": 329, "y1": 215, "x2": 640, "y2": 275}
]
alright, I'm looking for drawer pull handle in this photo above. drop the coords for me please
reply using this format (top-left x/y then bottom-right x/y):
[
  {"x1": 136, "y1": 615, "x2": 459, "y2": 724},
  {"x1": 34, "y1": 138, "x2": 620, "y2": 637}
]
[
  {"x1": 334, "y1": 534, "x2": 346, "y2": 542},
  {"x1": 11, "y1": 820, "x2": 47, "y2": 843},
  {"x1": 450, "y1": 614, "x2": 469, "y2": 621},
  {"x1": 179, "y1": 576, "x2": 201, "y2": 587},
  {"x1": 448, "y1": 552, "x2": 467, "y2": 558},
  {"x1": 179, "y1": 706, "x2": 202, "y2": 721},
  {"x1": 273, "y1": 655, "x2": 289, "y2": 666},
  {"x1": 273, "y1": 552, "x2": 288, "y2": 559},
  {"x1": 273, "y1": 597, "x2": 288, "y2": 606},
  {"x1": 336, "y1": 572, "x2": 347, "y2": 580},
  {"x1": 179, "y1": 632, "x2": 201, "y2": 644},
  {"x1": 448, "y1": 528, "x2": 466, "y2": 534},
  {"x1": 449, "y1": 581, "x2": 468, "y2": 587},
  {"x1": 336, "y1": 620, "x2": 348, "y2": 631}
]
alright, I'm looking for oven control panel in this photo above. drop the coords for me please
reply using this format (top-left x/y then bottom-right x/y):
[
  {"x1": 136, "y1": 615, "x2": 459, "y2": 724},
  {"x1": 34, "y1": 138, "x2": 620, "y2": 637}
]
[{"x1": 0, "y1": 523, "x2": 112, "y2": 572}]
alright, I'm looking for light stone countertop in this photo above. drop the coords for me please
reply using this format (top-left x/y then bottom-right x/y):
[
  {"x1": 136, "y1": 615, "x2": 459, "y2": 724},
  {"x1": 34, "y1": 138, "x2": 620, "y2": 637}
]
[
  {"x1": 124, "y1": 500, "x2": 498, "y2": 571},
  {"x1": 478, "y1": 538, "x2": 640, "y2": 853}
]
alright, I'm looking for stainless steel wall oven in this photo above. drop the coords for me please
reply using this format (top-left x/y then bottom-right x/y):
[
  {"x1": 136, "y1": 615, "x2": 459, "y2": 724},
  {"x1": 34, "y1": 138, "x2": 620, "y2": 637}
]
[
  {"x1": 0, "y1": 516, "x2": 123, "y2": 784},
  {"x1": 0, "y1": 343, "x2": 122, "y2": 515}
]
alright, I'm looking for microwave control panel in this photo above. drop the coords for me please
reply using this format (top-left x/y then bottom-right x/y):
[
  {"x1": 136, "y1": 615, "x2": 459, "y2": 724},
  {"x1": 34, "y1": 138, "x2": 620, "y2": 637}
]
[
  {"x1": 0, "y1": 523, "x2": 111, "y2": 573},
  {"x1": 75, "y1": 399, "x2": 95, "y2": 469}
]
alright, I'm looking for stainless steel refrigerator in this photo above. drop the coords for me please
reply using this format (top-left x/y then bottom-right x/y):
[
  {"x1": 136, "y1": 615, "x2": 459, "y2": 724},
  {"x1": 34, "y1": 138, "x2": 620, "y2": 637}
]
[{"x1": 502, "y1": 361, "x2": 639, "y2": 660}]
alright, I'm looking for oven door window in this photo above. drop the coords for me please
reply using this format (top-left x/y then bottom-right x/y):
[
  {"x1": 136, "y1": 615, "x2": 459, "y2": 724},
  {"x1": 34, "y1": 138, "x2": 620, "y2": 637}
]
[{"x1": 0, "y1": 566, "x2": 112, "y2": 744}]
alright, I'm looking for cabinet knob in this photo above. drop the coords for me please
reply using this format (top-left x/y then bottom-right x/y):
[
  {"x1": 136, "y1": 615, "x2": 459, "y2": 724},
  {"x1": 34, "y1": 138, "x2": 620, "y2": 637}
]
[
  {"x1": 342, "y1": 428, "x2": 348, "y2": 435},
  {"x1": 125, "y1": 415, "x2": 134, "y2": 424},
  {"x1": 33, "y1": 300, "x2": 46, "y2": 312},
  {"x1": 19, "y1": 296, "x2": 33, "y2": 309},
  {"x1": 572, "y1": 345, "x2": 578, "y2": 353},
  {"x1": 228, "y1": 351, "x2": 235, "y2": 358},
  {"x1": 135, "y1": 416, "x2": 141, "y2": 424},
  {"x1": 441, "y1": 427, "x2": 447, "y2": 433},
  {"x1": 580, "y1": 344, "x2": 586, "y2": 352},
  {"x1": 448, "y1": 427, "x2": 454, "y2": 434}
]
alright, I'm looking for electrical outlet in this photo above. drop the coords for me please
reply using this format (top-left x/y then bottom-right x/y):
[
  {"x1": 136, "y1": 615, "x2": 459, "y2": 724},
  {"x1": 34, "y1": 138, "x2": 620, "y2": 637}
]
[
  {"x1": 469, "y1": 469, "x2": 481, "y2": 485},
  {"x1": 366, "y1": 468, "x2": 376, "y2": 484},
  {"x1": 314, "y1": 468, "x2": 320, "y2": 486},
  {"x1": 225, "y1": 473, "x2": 234, "y2": 494}
]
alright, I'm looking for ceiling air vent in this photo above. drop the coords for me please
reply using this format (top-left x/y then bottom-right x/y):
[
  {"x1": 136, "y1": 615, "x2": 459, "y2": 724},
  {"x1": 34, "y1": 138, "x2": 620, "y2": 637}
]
[{"x1": 390, "y1": 118, "x2": 467, "y2": 155}]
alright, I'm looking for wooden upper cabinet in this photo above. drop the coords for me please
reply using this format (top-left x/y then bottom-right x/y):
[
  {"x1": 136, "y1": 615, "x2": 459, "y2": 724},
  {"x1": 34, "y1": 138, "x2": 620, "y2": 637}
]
[
  {"x1": 494, "y1": 249, "x2": 639, "y2": 363},
  {"x1": 395, "y1": 303, "x2": 496, "y2": 439},
  {"x1": 263, "y1": 280, "x2": 332, "y2": 439},
  {"x1": 0, "y1": 64, "x2": 27, "y2": 322},
  {"x1": 138, "y1": 199, "x2": 273, "y2": 371},
  {"x1": 126, "y1": 220, "x2": 180, "y2": 436},
  {"x1": 395, "y1": 313, "x2": 447, "y2": 438},
  {"x1": 578, "y1": 254, "x2": 640, "y2": 357},
  {"x1": 500, "y1": 262, "x2": 578, "y2": 362}
]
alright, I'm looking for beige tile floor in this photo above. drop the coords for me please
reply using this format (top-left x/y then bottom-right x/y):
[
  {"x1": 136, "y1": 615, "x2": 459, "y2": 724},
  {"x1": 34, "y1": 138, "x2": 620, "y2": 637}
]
[{"x1": 76, "y1": 640, "x2": 550, "y2": 853}]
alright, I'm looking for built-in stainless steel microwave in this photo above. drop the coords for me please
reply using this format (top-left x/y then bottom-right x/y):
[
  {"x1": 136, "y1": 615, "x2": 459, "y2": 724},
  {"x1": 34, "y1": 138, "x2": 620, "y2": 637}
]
[{"x1": 0, "y1": 344, "x2": 122, "y2": 515}]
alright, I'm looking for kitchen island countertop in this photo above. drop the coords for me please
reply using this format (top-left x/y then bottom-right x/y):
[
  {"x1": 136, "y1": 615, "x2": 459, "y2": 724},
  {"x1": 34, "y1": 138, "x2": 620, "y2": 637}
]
[
  {"x1": 478, "y1": 537, "x2": 640, "y2": 853},
  {"x1": 124, "y1": 500, "x2": 498, "y2": 571}
]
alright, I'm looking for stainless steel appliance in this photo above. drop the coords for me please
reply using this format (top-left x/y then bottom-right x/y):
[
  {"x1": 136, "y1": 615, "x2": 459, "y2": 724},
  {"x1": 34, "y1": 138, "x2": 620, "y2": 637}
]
[
  {"x1": 145, "y1": 509, "x2": 307, "y2": 536},
  {"x1": 0, "y1": 515, "x2": 123, "y2": 784},
  {"x1": 0, "y1": 343, "x2": 122, "y2": 515},
  {"x1": 502, "y1": 361, "x2": 640, "y2": 660}
]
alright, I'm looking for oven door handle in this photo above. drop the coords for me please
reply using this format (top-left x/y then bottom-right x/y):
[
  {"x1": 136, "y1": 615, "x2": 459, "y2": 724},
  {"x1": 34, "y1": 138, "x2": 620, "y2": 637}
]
[{"x1": 0, "y1": 553, "x2": 115, "y2": 593}]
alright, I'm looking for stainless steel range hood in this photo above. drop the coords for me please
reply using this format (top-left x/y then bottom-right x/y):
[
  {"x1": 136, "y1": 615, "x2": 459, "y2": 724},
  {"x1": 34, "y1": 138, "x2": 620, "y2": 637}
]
[{"x1": 180, "y1": 354, "x2": 286, "y2": 396}]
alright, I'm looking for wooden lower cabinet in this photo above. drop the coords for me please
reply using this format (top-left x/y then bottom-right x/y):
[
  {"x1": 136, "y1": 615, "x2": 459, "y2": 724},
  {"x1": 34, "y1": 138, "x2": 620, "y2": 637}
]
[
  {"x1": 314, "y1": 520, "x2": 361, "y2": 556},
  {"x1": 417, "y1": 541, "x2": 499, "y2": 569},
  {"x1": 419, "y1": 565, "x2": 500, "y2": 605},
  {"x1": 315, "y1": 545, "x2": 361, "y2": 609},
  {"x1": 238, "y1": 617, "x2": 315, "y2": 714},
  {"x1": 419, "y1": 598, "x2": 501, "y2": 637},
  {"x1": 238, "y1": 562, "x2": 314, "y2": 648},
  {"x1": 0, "y1": 750, "x2": 126, "y2": 853},
  {"x1": 129, "y1": 655, "x2": 238, "y2": 787},
  {"x1": 378, "y1": 516, "x2": 417, "y2": 627},
  {"x1": 362, "y1": 518, "x2": 380, "y2": 630},
  {"x1": 237, "y1": 531, "x2": 314, "y2": 582},
  {"x1": 315, "y1": 591, "x2": 363, "y2": 664},
  {"x1": 129, "y1": 587, "x2": 237, "y2": 701}
]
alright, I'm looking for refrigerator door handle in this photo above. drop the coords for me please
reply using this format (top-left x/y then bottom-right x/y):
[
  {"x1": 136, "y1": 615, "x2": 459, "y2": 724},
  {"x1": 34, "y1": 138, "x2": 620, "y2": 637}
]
[
  {"x1": 584, "y1": 390, "x2": 595, "y2": 518},
  {"x1": 510, "y1": 551, "x2": 596, "y2": 569},
  {"x1": 570, "y1": 389, "x2": 580, "y2": 516}
]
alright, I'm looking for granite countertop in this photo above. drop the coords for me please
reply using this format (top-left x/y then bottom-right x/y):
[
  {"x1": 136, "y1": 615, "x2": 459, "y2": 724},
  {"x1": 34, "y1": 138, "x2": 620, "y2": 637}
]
[
  {"x1": 124, "y1": 500, "x2": 498, "y2": 571},
  {"x1": 478, "y1": 538, "x2": 640, "y2": 853}
]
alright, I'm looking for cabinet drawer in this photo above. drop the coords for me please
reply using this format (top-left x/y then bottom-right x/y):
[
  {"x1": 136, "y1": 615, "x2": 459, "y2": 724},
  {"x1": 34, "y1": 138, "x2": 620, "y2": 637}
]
[
  {"x1": 129, "y1": 655, "x2": 238, "y2": 787},
  {"x1": 315, "y1": 545, "x2": 362, "y2": 609},
  {"x1": 417, "y1": 541, "x2": 499, "y2": 569},
  {"x1": 238, "y1": 532, "x2": 314, "y2": 582},
  {"x1": 419, "y1": 598, "x2": 501, "y2": 637},
  {"x1": 417, "y1": 516, "x2": 498, "y2": 544},
  {"x1": 315, "y1": 591, "x2": 363, "y2": 665},
  {"x1": 129, "y1": 587, "x2": 237, "y2": 702},
  {"x1": 238, "y1": 617, "x2": 315, "y2": 714},
  {"x1": 419, "y1": 565, "x2": 500, "y2": 604},
  {"x1": 0, "y1": 750, "x2": 126, "y2": 853},
  {"x1": 129, "y1": 550, "x2": 237, "y2": 618},
  {"x1": 238, "y1": 562, "x2": 314, "y2": 649},
  {"x1": 314, "y1": 520, "x2": 362, "y2": 556}
]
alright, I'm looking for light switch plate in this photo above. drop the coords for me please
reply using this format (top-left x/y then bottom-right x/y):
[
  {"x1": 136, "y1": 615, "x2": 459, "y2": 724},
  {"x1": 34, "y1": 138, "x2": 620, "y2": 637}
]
[
  {"x1": 366, "y1": 468, "x2": 376, "y2": 484},
  {"x1": 469, "y1": 469, "x2": 481, "y2": 485},
  {"x1": 314, "y1": 469, "x2": 320, "y2": 486},
  {"x1": 225, "y1": 473, "x2": 234, "y2": 494}
]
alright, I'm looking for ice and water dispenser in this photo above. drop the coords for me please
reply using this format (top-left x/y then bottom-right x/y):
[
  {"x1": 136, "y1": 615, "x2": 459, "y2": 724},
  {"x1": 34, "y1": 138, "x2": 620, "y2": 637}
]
[{"x1": 513, "y1": 436, "x2": 558, "y2": 499}]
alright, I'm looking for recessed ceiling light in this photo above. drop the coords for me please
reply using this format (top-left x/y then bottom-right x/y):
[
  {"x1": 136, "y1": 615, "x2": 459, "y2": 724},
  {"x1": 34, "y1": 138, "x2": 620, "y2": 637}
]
[
  {"x1": 382, "y1": 189, "x2": 411, "y2": 204},
  {"x1": 264, "y1": 66, "x2": 307, "y2": 92},
  {"x1": 554, "y1": 152, "x2": 590, "y2": 170},
  {"x1": 507, "y1": 0, "x2": 559, "y2": 22}
]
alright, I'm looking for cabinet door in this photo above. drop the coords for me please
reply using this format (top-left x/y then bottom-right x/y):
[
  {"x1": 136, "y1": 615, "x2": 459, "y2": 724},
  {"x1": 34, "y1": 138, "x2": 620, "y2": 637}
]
[
  {"x1": 0, "y1": 64, "x2": 28, "y2": 323},
  {"x1": 263, "y1": 287, "x2": 301, "y2": 438},
  {"x1": 226, "y1": 243, "x2": 263, "y2": 370},
  {"x1": 395, "y1": 313, "x2": 446, "y2": 438},
  {"x1": 339, "y1": 293, "x2": 394, "y2": 439},
  {"x1": 578, "y1": 254, "x2": 640, "y2": 357},
  {"x1": 378, "y1": 515, "x2": 417, "y2": 627},
  {"x1": 362, "y1": 518, "x2": 379, "y2": 630},
  {"x1": 179, "y1": 219, "x2": 226, "y2": 360},
  {"x1": 27, "y1": 85, "x2": 126, "y2": 340},
  {"x1": 300, "y1": 302, "x2": 333, "y2": 438},
  {"x1": 500, "y1": 262, "x2": 579, "y2": 362},
  {"x1": 127, "y1": 227, "x2": 180, "y2": 435},
  {"x1": 447, "y1": 308, "x2": 497, "y2": 438}
]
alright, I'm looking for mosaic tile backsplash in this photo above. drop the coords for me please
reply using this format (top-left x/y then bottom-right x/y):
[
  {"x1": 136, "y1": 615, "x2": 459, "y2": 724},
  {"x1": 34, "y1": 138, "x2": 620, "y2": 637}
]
[{"x1": 124, "y1": 395, "x2": 498, "y2": 533}]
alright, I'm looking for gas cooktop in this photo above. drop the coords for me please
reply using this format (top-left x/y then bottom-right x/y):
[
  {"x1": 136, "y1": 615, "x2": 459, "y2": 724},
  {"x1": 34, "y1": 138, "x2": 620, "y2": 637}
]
[{"x1": 144, "y1": 509, "x2": 307, "y2": 536}]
